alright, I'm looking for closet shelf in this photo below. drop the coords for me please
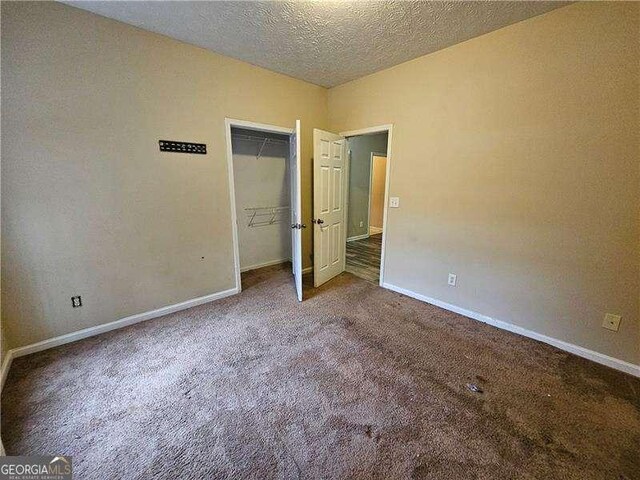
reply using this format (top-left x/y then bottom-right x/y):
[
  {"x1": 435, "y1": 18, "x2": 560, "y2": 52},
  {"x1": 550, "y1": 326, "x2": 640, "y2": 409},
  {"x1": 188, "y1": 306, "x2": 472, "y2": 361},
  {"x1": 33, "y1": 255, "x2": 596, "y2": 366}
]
[
  {"x1": 231, "y1": 133, "x2": 289, "y2": 160},
  {"x1": 244, "y1": 206, "x2": 290, "y2": 227}
]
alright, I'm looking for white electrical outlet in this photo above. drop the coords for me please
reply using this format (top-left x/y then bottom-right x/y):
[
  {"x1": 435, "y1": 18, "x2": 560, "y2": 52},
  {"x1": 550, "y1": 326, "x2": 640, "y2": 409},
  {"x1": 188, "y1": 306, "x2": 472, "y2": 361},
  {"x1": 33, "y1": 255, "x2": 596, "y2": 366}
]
[
  {"x1": 602, "y1": 313, "x2": 621, "y2": 332},
  {"x1": 389, "y1": 197, "x2": 400, "y2": 208},
  {"x1": 359, "y1": 221, "x2": 364, "y2": 227},
  {"x1": 448, "y1": 273, "x2": 457, "y2": 286}
]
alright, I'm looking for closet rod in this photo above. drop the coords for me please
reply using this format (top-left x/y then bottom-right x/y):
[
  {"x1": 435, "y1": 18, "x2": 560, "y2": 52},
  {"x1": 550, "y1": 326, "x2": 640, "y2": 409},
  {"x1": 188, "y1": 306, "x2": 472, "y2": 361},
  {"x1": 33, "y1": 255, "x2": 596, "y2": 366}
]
[{"x1": 231, "y1": 133, "x2": 289, "y2": 146}]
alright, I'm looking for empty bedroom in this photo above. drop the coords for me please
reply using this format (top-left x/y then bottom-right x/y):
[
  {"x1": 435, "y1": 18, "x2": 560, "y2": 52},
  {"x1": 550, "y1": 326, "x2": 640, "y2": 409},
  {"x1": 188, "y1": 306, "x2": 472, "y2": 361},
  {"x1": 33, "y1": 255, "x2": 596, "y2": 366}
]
[{"x1": 1, "y1": 1, "x2": 638, "y2": 479}]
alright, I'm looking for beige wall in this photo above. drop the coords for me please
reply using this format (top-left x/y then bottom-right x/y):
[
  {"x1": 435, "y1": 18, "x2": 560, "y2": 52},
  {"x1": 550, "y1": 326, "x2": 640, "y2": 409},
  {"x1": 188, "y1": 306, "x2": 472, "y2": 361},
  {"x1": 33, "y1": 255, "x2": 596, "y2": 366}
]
[
  {"x1": 2, "y1": 2, "x2": 638, "y2": 367},
  {"x1": 329, "y1": 2, "x2": 640, "y2": 364},
  {"x1": 0, "y1": 0, "x2": 4, "y2": 371},
  {"x1": 0, "y1": 2, "x2": 3, "y2": 369},
  {"x1": 1, "y1": 2, "x2": 326, "y2": 349},
  {"x1": 370, "y1": 155, "x2": 387, "y2": 230}
]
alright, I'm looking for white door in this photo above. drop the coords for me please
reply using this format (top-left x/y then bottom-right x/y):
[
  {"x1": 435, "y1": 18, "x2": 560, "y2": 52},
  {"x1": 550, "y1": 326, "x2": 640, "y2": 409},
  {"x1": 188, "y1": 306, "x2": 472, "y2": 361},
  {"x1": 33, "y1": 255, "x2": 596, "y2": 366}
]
[
  {"x1": 290, "y1": 120, "x2": 303, "y2": 301},
  {"x1": 313, "y1": 129, "x2": 347, "y2": 287}
]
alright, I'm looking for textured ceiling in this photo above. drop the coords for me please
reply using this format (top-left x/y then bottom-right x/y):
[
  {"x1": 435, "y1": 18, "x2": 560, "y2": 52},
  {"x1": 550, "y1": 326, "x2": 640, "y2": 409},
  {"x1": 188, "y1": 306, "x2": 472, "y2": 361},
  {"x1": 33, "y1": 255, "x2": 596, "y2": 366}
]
[{"x1": 64, "y1": 1, "x2": 568, "y2": 88}]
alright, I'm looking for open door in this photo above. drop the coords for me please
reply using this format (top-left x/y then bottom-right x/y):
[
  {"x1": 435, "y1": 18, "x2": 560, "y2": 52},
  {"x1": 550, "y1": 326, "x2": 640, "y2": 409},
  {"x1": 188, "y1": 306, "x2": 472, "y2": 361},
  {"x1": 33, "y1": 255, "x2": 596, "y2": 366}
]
[
  {"x1": 313, "y1": 129, "x2": 347, "y2": 287},
  {"x1": 290, "y1": 120, "x2": 304, "y2": 301}
]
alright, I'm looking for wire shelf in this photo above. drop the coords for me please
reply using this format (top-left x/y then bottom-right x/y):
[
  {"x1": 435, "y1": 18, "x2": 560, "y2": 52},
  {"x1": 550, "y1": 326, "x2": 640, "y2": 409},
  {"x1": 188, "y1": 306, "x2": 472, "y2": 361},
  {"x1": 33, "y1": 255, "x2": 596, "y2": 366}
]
[{"x1": 244, "y1": 206, "x2": 290, "y2": 227}]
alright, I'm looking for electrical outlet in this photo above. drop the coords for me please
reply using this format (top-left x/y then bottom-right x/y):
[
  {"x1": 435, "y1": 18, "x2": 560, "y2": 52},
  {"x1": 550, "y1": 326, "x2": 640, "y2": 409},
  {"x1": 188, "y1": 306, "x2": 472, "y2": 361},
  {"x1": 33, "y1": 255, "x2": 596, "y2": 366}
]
[
  {"x1": 71, "y1": 296, "x2": 82, "y2": 308},
  {"x1": 359, "y1": 221, "x2": 364, "y2": 227},
  {"x1": 389, "y1": 197, "x2": 400, "y2": 208},
  {"x1": 602, "y1": 313, "x2": 621, "y2": 332},
  {"x1": 448, "y1": 273, "x2": 457, "y2": 286}
]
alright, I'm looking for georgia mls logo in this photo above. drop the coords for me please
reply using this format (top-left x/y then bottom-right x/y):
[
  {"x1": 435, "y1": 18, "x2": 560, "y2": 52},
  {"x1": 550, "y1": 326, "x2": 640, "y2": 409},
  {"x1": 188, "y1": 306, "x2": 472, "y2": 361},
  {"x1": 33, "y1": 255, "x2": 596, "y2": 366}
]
[
  {"x1": 0, "y1": 455, "x2": 72, "y2": 480},
  {"x1": 48, "y1": 457, "x2": 71, "y2": 475}
]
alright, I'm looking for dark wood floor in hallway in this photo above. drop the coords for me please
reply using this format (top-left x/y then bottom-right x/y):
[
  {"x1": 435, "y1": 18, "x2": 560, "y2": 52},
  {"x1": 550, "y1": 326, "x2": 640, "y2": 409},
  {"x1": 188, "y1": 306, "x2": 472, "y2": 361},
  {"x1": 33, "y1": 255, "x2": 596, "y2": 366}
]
[{"x1": 346, "y1": 233, "x2": 382, "y2": 283}]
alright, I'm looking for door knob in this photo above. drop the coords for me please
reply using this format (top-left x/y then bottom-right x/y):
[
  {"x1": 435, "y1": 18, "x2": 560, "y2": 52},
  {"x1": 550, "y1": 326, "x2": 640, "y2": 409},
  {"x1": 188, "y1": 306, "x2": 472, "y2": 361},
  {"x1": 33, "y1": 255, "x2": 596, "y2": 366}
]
[{"x1": 312, "y1": 219, "x2": 324, "y2": 225}]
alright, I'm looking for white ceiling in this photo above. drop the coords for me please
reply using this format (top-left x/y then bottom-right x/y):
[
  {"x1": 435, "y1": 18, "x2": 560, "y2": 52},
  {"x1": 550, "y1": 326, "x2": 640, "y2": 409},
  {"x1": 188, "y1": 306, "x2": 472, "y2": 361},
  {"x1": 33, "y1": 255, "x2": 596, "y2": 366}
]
[{"x1": 65, "y1": 1, "x2": 568, "y2": 88}]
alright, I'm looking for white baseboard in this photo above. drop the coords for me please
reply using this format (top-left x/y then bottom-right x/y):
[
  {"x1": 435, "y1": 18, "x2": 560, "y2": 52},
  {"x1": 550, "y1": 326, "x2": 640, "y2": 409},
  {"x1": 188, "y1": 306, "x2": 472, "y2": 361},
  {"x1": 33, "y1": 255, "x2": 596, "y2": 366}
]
[
  {"x1": 241, "y1": 259, "x2": 289, "y2": 273},
  {"x1": 369, "y1": 227, "x2": 383, "y2": 235},
  {"x1": 347, "y1": 233, "x2": 369, "y2": 242},
  {"x1": 0, "y1": 351, "x2": 12, "y2": 455},
  {"x1": 0, "y1": 349, "x2": 15, "y2": 392},
  {"x1": 6, "y1": 287, "x2": 239, "y2": 362},
  {"x1": 1, "y1": 353, "x2": 13, "y2": 457},
  {"x1": 382, "y1": 282, "x2": 640, "y2": 378}
]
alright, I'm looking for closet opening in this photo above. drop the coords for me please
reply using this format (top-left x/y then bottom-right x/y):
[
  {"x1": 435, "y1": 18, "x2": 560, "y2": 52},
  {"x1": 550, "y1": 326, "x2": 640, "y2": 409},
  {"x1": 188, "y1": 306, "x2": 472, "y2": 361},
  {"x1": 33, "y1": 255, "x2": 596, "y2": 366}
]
[{"x1": 225, "y1": 119, "x2": 303, "y2": 298}]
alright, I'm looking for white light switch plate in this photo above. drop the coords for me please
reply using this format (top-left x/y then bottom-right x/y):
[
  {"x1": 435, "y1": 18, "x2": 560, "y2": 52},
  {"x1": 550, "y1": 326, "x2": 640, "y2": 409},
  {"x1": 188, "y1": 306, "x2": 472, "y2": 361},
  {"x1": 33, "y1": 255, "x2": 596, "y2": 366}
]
[
  {"x1": 389, "y1": 197, "x2": 400, "y2": 208},
  {"x1": 602, "y1": 313, "x2": 621, "y2": 332}
]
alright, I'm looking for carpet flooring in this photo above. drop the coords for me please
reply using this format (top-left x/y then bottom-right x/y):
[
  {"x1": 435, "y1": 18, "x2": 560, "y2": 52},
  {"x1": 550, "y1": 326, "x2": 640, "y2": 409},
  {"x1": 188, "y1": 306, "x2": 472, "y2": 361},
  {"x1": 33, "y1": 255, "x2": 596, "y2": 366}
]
[
  {"x1": 345, "y1": 234, "x2": 382, "y2": 284},
  {"x1": 2, "y1": 264, "x2": 639, "y2": 479}
]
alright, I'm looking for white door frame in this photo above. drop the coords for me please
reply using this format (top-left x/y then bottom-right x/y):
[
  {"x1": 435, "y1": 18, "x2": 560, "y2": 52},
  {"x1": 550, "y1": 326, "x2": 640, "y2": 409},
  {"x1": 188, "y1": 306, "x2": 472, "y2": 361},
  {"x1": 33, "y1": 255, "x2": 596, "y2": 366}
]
[
  {"x1": 340, "y1": 124, "x2": 393, "y2": 287},
  {"x1": 368, "y1": 151, "x2": 387, "y2": 236},
  {"x1": 224, "y1": 118, "x2": 295, "y2": 292}
]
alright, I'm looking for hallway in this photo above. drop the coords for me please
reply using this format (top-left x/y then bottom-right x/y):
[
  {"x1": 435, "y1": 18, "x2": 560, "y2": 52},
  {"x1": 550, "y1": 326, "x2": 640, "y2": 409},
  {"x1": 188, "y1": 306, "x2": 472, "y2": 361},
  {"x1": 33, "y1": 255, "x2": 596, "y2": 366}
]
[{"x1": 345, "y1": 234, "x2": 382, "y2": 283}]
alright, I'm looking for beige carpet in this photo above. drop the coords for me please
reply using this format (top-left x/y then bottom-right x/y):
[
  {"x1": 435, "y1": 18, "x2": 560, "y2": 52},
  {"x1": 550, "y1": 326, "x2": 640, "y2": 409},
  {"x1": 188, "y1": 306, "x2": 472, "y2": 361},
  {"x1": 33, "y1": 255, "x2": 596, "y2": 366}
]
[{"x1": 2, "y1": 264, "x2": 639, "y2": 479}]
